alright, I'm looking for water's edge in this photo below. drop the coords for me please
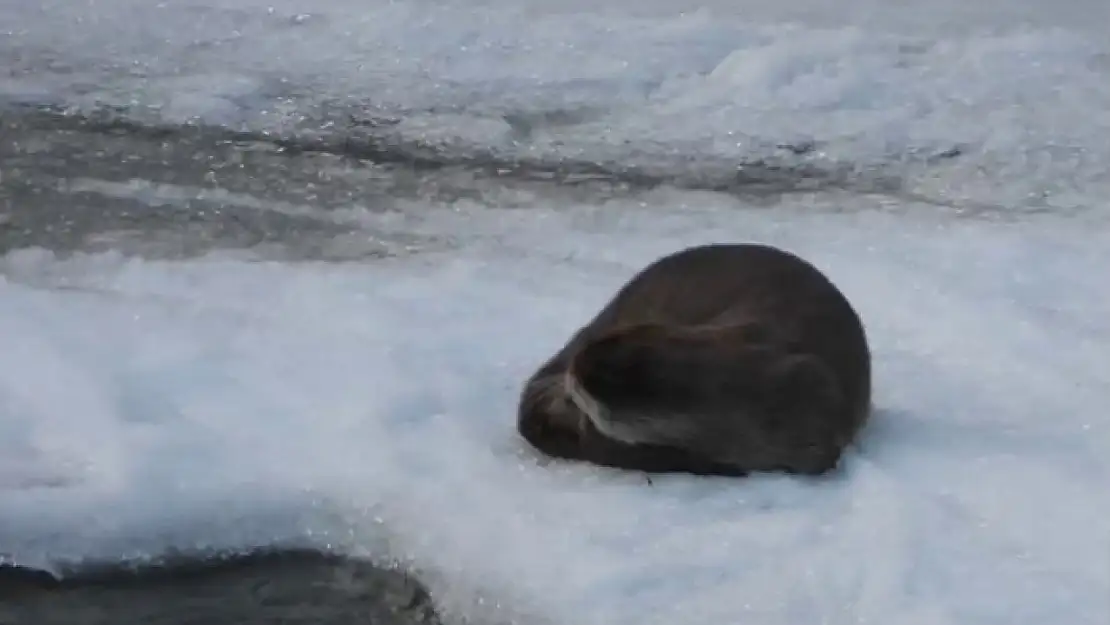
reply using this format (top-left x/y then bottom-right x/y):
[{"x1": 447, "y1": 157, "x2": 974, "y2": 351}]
[
  {"x1": 0, "y1": 548, "x2": 442, "y2": 625},
  {"x1": 1, "y1": 103, "x2": 468, "y2": 625}
]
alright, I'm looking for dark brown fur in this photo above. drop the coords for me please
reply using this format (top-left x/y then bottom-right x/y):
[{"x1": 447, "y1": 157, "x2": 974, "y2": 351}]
[{"x1": 516, "y1": 243, "x2": 872, "y2": 477}]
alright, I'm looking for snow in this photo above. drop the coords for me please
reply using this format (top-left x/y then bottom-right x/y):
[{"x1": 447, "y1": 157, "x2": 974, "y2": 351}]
[
  {"x1": 2, "y1": 0, "x2": 1110, "y2": 211},
  {"x1": 2, "y1": 194, "x2": 1109, "y2": 625},
  {"x1": 2, "y1": 0, "x2": 1109, "y2": 623}
]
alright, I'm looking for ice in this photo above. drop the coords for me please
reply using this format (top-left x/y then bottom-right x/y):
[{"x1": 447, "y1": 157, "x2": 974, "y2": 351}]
[
  {"x1": 2, "y1": 0, "x2": 1109, "y2": 622},
  {"x1": 1, "y1": 194, "x2": 1108, "y2": 624},
  {"x1": 2, "y1": 0, "x2": 1110, "y2": 210}
]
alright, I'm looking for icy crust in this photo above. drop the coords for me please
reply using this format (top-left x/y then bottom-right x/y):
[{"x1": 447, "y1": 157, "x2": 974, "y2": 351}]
[{"x1": 2, "y1": 0, "x2": 1109, "y2": 210}]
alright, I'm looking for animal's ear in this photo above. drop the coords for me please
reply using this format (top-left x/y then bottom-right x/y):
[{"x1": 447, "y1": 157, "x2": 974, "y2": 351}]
[{"x1": 765, "y1": 354, "x2": 842, "y2": 412}]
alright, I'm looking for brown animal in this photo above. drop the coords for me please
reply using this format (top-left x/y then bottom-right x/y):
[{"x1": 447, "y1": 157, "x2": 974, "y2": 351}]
[{"x1": 516, "y1": 243, "x2": 871, "y2": 477}]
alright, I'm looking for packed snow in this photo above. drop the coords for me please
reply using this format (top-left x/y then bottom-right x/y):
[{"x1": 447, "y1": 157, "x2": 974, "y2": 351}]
[
  {"x1": 2, "y1": 0, "x2": 1109, "y2": 623},
  {"x1": 2, "y1": 195, "x2": 1109, "y2": 624}
]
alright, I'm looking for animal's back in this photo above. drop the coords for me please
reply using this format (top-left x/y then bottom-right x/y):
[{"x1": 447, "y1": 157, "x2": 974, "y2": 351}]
[
  {"x1": 589, "y1": 244, "x2": 868, "y2": 385},
  {"x1": 592, "y1": 244, "x2": 847, "y2": 324}
]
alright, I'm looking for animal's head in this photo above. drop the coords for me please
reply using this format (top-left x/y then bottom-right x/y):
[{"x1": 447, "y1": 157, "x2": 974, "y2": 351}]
[{"x1": 516, "y1": 370, "x2": 589, "y2": 459}]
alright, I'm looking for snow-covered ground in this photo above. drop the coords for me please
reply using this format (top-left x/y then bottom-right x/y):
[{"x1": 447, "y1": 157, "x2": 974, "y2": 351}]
[
  {"x1": 2, "y1": 0, "x2": 1109, "y2": 624},
  {"x1": 3, "y1": 194, "x2": 1108, "y2": 624}
]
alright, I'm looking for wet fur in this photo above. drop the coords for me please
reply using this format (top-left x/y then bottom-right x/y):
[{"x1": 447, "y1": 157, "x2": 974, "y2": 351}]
[{"x1": 516, "y1": 243, "x2": 872, "y2": 477}]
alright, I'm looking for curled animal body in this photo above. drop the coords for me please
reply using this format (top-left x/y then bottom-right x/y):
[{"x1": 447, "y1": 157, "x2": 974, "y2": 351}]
[{"x1": 516, "y1": 243, "x2": 872, "y2": 477}]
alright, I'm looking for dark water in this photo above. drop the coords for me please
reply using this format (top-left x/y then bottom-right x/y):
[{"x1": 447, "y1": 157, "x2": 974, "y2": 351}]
[{"x1": 0, "y1": 549, "x2": 441, "y2": 625}]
